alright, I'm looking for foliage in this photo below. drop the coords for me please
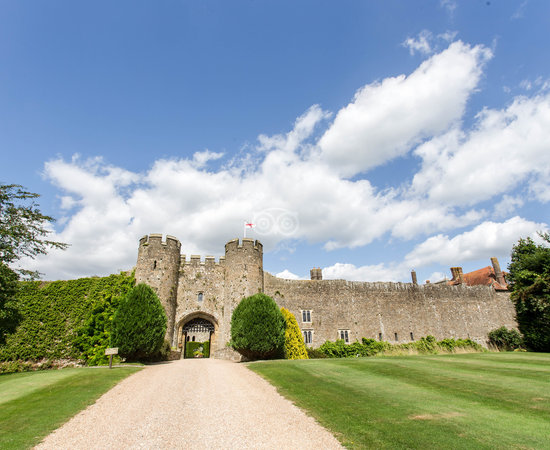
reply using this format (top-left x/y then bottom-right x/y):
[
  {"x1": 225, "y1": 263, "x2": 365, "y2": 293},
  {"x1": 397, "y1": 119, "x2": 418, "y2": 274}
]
[
  {"x1": 0, "y1": 360, "x2": 35, "y2": 374},
  {"x1": 488, "y1": 326, "x2": 523, "y2": 351},
  {"x1": 306, "y1": 347, "x2": 328, "y2": 359},
  {"x1": 0, "y1": 262, "x2": 20, "y2": 345},
  {"x1": 281, "y1": 307, "x2": 308, "y2": 360},
  {"x1": 230, "y1": 293, "x2": 285, "y2": 360},
  {"x1": 249, "y1": 353, "x2": 550, "y2": 449},
  {"x1": 0, "y1": 184, "x2": 68, "y2": 279},
  {"x1": 0, "y1": 366, "x2": 141, "y2": 449},
  {"x1": 319, "y1": 338, "x2": 390, "y2": 358},
  {"x1": 0, "y1": 272, "x2": 135, "y2": 363},
  {"x1": 73, "y1": 274, "x2": 135, "y2": 365},
  {"x1": 508, "y1": 233, "x2": 550, "y2": 352},
  {"x1": 185, "y1": 341, "x2": 210, "y2": 358},
  {"x1": 317, "y1": 335, "x2": 482, "y2": 358},
  {"x1": 111, "y1": 283, "x2": 167, "y2": 361}
]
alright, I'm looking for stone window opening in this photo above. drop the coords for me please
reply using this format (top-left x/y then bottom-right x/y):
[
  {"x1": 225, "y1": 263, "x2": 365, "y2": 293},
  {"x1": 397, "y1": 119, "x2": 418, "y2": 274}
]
[
  {"x1": 197, "y1": 292, "x2": 204, "y2": 302},
  {"x1": 394, "y1": 332, "x2": 398, "y2": 341},
  {"x1": 378, "y1": 332, "x2": 383, "y2": 341},
  {"x1": 410, "y1": 332, "x2": 414, "y2": 341},
  {"x1": 303, "y1": 329, "x2": 313, "y2": 345},
  {"x1": 339, "y1": 329, "x2": 350, "y2": 344},
  {"x1": 302, "y1": 310, "x2": 312, "y2": 323},
  {"x1": 153, "y1": 260, "x2": 157, "y2": 270}
]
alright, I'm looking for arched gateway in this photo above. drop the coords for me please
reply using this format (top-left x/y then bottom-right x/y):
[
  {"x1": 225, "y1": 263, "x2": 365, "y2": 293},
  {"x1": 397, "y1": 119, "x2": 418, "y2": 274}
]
[{"x1": 178, "y1": 315, "x2": 216, "y2": 358}]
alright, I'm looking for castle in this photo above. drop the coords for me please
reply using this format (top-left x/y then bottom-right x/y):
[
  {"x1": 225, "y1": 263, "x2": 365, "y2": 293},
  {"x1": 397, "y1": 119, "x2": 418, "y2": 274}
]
[{"x1": 135, "y1": 234, "x2": 517, "y2": 359}]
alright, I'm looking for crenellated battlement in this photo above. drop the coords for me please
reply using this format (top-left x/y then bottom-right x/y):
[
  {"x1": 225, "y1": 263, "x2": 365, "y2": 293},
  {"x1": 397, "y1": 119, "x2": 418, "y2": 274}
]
[
  {"x1": 180, "y1": 254, "x2": 226, "y2": 266},
  {"x1": 139, "y1": 234, "x2": 181, "y2": 251},
  {"x1": 224, "y1": 238, "x2": 263, "y2": 255}
]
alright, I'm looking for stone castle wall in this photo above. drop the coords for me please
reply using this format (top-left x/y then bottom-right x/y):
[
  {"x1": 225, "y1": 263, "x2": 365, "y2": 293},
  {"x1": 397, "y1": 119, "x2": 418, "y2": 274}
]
[
  {"x1": 174, "y1": 254, "x2": 225, "y2": 352},
  {"x1": 135, "y1": 235, "x2": 517, "y2": 357},
  {"x1": 264, "y1": 273, "x2": 516, "y2": 347}
]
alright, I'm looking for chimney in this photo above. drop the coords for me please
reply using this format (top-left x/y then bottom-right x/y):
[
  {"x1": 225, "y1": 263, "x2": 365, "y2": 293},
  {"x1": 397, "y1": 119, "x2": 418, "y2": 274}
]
[
  {"x1": 456, "y1": 267, "x2": 464, "y2": 284},
  {"x1": 450, "y1": 267, "x2": 459, "y2": 281},
  {"x1": 491, "y1": 257, "x2": 506, "y2": 285},
  {"x1": 411, "y1": 271, "x2": 418, "y2": 285},
  {"x1": 310, "y1": 267, "x2": 322, "y2": 280}
]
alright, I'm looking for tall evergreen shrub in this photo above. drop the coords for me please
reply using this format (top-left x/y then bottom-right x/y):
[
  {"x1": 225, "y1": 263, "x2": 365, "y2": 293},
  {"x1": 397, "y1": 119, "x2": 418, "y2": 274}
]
[
  {"x1": 111, "y1": 283, "x2": 167, "y2": 361},
  {"x1": 281, "y1": 308, "x2": 308, "y2": 359},
  {"x1": 230, "y1": 293, "x2": 285, "y2": 360}
]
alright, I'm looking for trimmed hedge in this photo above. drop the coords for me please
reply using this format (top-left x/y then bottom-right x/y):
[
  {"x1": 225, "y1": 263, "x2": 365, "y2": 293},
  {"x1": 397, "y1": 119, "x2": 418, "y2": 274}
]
[
  {"x1": 0, "y1": 273, "x2": 135, "y2": 364},
  {"x1": 230, "y1": 293, "x2": 285, "y2": 360},
  {"x1": 281, "y1": 308, "x2": 308, "y2": 360},
  {"x1": 111, "y1": 283, "x2": 167, "y2": 361},
  {"x1": 315, "y1": 335, "x2": 484, "y2": 358}
]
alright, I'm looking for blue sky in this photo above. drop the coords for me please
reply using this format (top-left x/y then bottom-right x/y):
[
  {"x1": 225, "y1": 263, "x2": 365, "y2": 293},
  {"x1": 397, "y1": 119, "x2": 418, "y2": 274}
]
[{"x1": 1, "y1": 0, "x2": 549, "y2": 282}]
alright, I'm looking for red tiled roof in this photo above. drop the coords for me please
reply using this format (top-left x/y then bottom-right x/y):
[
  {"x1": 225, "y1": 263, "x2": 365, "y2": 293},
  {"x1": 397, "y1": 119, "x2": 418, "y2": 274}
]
[{"x1": 448, "y1": 266, "x2": 508, "y2": 290}]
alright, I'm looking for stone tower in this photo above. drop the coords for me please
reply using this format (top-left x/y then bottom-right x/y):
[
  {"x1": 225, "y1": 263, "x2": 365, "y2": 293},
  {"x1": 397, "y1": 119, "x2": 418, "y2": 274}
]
[
  {"x1": 215, "y1": 238, "x2": 264, "y2": 346},
  {"x1": 135, "y1": 234, "x2": 181, "y2": 343}
]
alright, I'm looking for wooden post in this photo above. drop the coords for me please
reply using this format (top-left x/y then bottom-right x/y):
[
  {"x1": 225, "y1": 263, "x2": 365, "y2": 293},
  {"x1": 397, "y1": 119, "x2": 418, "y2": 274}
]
[{"x1": 105, "y1": 348, "x2": 118, "y2": 369}]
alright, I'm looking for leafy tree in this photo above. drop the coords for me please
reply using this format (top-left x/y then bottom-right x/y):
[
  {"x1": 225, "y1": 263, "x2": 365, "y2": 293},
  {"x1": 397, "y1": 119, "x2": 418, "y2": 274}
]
[
  {"x1": 230, "y1": 293, "x2": 285, "y2": 360},
  {"x1": 0, "y1": 263, "x2": 20, "y2": 345},
  {"x1": 281, "y1": 307, "x2": 308, "y2": 360},
  {"x1": 111, "y1": 283, "x2": 167, "y2": 361},
  {"x1": 0, "y1": 184, "x2": 68, "y2": 278},
  {"x1": 0, "y1": 183, "x2": 67, "y2": 343},
  {"x1": 508, "y1": 233, "x2": 550, "y2": 352}
]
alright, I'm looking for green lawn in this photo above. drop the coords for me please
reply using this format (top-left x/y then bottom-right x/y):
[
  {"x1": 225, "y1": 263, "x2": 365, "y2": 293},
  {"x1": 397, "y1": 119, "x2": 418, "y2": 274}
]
[
  {"x1": 0, "y1": 366, "x2": 142, "y2": 449},
  {"x1": 249, "y1": 353, "x2": 550, "y2": 449}
]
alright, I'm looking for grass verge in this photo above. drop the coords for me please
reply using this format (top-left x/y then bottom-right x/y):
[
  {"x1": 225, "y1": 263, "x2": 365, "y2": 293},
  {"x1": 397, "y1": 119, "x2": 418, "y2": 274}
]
[
  {"x1": 249, "y1": 353, "x2": 550, "y2": 449},
  {"x1": 0, "y1": 366, "x2": 142, "y2": 449}
]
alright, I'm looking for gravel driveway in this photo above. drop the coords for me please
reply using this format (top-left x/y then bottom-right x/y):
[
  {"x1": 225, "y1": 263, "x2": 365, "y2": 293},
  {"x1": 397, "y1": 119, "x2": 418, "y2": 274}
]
[{"x1": 36, "y1": 359, "x2": 343, "y2": 449}]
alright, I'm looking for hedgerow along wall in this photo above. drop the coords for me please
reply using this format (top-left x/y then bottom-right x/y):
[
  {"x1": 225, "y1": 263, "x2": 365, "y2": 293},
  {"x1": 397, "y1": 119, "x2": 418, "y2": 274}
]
[{"x1": 0, "y1": 272, "x2": 135, "y2": 363}]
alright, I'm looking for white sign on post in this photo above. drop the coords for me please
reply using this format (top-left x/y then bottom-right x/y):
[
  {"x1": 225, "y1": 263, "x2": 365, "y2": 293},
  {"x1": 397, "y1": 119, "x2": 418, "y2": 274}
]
[{"x1": 105, "y1": 347, "x2": 119, "y2": 368}]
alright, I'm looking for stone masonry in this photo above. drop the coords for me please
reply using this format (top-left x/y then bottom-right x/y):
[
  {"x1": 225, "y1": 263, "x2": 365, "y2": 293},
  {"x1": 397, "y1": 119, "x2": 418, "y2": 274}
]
[{"x1": 135, "y1": 235, "x2": 517, "y2": 358}]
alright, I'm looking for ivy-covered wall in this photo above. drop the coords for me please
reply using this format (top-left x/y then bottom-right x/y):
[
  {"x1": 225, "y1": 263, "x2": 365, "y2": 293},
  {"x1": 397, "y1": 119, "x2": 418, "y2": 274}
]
[{"x1": 0, "y1": 273, "x2": 134, "y2": 364}]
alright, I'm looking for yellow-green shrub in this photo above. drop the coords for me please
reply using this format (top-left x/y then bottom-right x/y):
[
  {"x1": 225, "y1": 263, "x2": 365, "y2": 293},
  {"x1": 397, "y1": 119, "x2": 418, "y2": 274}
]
[{"x1": 281, "y1": 308, "x2": 308, "y2": 360}]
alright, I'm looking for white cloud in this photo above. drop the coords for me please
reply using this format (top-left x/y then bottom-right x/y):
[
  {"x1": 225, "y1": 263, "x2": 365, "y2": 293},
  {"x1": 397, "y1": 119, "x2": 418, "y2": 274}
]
[
  {"x1": 405, "y1": 217, "x2": 547, "y2": 268},
  {"x1": 257, "y1": 105, "x2": 331, "y2": 155},
  {"x1": 322, "y1": 262, "x2": 407, "y2": 282},
  {"x1": 21, "y1": 40, "x2": 550, "y2": 282},
  {"x1": 275, "y1": 269, "x2": 302, "y2": 280},
  {"x1": 402, "y1": 30, "x2": 433, "y2": 56},
  {"x1": 440, "y1": 0, "x2": 457, "y2": 15},
  {"x1": 192, "y1": 150, "x2": 224, "y2": 168},
  {"x1": 318, "y1": 41, "x2": 492, "y2": 177},
  {"x1": 512, "y1": 1, "x2": 528, "y2": 20},
  {"x1": 427, "y1": 271, "x2": 447, "y2": 283},
  {"x1": 411, "y1": 93, "x2": 550, "y2": 206},
  {"x1": 493, "y1": 195, "x2": 524, "y2": 218}
]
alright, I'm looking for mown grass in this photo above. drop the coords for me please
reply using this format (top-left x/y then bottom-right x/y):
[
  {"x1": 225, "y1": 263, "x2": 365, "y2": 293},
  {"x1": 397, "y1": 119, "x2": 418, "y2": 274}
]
[
  {"x1": 249, "y1": 353, "x2": 550, "y2": 449},
  {"x1": 0, "y1": 366, "x2": 142, "y2": 449}
]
